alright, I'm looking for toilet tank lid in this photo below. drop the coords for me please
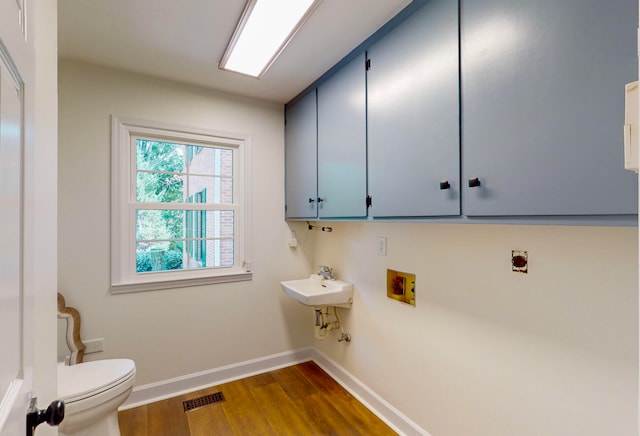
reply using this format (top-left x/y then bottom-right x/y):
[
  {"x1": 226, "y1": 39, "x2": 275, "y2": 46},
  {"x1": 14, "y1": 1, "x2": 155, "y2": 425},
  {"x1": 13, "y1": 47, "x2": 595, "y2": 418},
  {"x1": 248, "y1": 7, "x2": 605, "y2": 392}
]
[{"x1": 58, "y1": 359, "x2": 135, "y2": 400}]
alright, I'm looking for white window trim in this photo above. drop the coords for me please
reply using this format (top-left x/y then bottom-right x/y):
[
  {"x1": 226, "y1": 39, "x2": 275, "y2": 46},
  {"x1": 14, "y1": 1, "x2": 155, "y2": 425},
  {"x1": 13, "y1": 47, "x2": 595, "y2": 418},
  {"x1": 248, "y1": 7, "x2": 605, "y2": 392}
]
[{"x1": 111, "y1": 116, "x2": 252, "y2": 293}]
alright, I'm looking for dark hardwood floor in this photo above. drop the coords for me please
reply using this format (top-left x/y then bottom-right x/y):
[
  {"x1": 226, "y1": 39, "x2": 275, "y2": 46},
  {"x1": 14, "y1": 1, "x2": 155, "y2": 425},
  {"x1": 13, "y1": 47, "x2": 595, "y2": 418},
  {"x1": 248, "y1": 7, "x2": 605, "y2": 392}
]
[{"x1": 119, "y1": 361, "x2": 397, "y2": 435}]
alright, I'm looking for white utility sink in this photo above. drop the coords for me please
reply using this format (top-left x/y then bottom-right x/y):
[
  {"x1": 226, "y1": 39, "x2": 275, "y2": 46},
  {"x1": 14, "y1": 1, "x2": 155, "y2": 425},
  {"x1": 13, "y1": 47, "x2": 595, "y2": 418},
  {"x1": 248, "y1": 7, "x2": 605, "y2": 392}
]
[{"x1": 281, "y1": 275, "x2": 353, "y2": 308}]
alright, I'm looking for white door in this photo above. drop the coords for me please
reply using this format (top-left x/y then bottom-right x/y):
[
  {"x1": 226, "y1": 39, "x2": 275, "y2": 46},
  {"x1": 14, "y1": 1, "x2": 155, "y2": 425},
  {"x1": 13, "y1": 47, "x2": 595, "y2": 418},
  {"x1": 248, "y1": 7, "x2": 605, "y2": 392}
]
[{"x1": 0, "y1": 0, "x2": 36, "y2": 434}]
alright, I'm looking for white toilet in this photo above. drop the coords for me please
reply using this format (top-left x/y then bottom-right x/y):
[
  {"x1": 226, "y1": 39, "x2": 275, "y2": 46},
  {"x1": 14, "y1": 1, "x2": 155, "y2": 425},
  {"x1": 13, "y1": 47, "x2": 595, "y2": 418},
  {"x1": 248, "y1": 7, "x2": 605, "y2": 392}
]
[{"x1": 57, "y1": 359, "x2": 136, "y2": 436}]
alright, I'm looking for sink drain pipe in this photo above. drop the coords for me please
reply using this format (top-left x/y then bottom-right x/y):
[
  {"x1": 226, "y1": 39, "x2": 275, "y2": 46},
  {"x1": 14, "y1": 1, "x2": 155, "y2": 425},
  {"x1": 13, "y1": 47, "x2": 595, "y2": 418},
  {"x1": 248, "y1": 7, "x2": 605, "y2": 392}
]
[{"x1": 313, "y1": 307, "x2": 351, "y2": 342}]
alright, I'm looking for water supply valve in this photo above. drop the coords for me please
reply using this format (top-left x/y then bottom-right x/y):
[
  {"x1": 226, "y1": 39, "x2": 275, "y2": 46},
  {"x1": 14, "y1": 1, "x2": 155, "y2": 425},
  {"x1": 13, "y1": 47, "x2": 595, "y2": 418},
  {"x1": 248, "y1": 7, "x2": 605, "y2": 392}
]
[{"x1": 338, "y1": 333, "x2": 351, "y2": 343}]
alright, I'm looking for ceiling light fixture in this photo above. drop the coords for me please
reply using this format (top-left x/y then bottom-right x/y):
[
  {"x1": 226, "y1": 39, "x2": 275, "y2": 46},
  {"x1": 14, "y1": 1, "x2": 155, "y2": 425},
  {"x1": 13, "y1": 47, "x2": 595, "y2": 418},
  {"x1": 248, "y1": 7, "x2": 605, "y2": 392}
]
[{"x1": 220, "y1": 0, "x2": 321, "y2": 78}]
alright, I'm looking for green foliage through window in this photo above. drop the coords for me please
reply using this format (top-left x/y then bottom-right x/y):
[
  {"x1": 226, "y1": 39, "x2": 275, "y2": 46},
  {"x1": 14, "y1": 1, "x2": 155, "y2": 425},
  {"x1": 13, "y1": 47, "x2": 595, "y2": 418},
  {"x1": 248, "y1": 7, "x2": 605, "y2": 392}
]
[
  {"x1": 136, "y1": 140, "x2": 185, "y2": 272},
  {"x1": 134, "y1": 138, "x2": 234, "y2": 273}
]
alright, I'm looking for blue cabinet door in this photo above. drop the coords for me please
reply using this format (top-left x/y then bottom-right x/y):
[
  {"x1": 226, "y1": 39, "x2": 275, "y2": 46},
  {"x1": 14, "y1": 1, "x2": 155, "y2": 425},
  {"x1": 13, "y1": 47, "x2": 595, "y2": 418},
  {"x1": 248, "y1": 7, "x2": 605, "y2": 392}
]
[
  {"x1": 461, "y1": 0, "x2": 638, "y2": 216},
  {"x1": 285, "y1": 90, "x2": 317, "y2": 219},
  {"x1": 317, "y1": 53, "x2": 367, "y2": 218},
  {"x1": 367, "y1": 0, "x2": 460, "y2": 217}
]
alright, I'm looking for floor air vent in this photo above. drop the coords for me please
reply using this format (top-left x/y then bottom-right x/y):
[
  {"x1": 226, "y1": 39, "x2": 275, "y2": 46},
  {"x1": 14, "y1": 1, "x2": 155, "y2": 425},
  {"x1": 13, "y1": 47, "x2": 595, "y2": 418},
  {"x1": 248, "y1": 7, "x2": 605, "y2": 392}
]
[{"x1": 183, "y1": 392, "x2": 226, "y2": 412}]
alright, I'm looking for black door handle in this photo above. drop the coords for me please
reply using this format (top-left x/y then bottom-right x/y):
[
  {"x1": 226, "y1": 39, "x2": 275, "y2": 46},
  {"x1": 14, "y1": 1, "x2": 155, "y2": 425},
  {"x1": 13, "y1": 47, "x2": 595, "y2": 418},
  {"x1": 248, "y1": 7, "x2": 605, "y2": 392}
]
[
  {"x1": 26, "y1": 399, "x2": 65, "y2": 436},
  {"x1": 439, "y1": 180, "x2": 451, "y2": 190}
]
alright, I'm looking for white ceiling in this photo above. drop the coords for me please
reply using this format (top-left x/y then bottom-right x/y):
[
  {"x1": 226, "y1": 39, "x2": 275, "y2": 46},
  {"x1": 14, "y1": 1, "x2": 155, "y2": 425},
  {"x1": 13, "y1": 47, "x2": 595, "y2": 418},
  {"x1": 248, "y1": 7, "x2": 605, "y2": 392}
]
[{"x1": 58, "y1": 0, "x2": 412, "y2": 104}]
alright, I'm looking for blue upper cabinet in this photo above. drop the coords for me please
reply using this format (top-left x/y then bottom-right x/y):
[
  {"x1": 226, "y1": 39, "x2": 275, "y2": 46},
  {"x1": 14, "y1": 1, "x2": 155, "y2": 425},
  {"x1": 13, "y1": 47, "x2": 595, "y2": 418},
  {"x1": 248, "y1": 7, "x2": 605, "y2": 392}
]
[
  {"x1": 317, "y1": 53, "x2": 367, "y2": 218},
  {"x1": 285, "y1": 90, "x2": 317, "y2": 219},
  {"x1": 285, "y1": 0, "x2": 637, "y2": 223},
  {"x1": 367, "y1": 0, "x2": 460, "y2": 218},
  {"x1": 461, "y1": 0, "x2": 638, "y2": 216}
]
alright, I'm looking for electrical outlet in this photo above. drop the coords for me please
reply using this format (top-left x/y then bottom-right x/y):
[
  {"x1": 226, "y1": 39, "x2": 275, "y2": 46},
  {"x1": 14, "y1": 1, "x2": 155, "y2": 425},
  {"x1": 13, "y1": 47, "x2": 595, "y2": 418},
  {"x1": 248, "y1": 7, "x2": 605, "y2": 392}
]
[
  {"x1": 376, "y1": 236, "x2": 387, "y2": 255},
  {"x1": 84, "y1": 338, "x2": 104, "y2": 354}
]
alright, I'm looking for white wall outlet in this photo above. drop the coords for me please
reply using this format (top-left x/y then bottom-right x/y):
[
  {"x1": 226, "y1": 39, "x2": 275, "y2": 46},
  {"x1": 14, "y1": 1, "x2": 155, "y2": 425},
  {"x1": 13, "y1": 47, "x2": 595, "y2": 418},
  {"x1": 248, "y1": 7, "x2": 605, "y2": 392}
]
[
  {"x1": 84, "y1": 338, "x2": 104, "y2": 354},
  {"x1": 376, "y1": 236, "x2": 387, "y2": 256}
]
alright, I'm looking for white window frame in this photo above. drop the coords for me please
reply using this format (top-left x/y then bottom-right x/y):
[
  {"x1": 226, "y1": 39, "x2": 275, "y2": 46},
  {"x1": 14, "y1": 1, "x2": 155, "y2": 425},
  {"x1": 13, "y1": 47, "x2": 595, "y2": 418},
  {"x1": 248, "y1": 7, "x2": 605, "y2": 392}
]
[{"x1": 111, "y1": 116, "x2": 252, "y2": 293}]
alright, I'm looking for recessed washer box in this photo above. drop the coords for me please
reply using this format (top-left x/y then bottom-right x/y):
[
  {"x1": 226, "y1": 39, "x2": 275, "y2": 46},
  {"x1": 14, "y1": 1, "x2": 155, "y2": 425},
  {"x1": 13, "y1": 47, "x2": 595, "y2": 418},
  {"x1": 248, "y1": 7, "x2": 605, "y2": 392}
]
[{"x1": 387, "y1": 269, "x2": 416, "y2": 307}]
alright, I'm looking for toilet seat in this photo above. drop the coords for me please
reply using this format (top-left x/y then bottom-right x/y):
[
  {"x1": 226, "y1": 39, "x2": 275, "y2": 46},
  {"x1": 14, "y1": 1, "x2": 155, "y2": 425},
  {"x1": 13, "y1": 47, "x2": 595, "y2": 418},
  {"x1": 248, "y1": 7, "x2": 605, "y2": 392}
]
[{"x1": 58, "y1": 359, "x2": 136, "y2": 404}]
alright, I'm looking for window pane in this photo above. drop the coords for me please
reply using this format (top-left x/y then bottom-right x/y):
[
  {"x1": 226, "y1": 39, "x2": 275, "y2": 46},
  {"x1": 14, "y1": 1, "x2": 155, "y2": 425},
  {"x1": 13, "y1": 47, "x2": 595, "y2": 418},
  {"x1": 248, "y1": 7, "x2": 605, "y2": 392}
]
[
  {"x1": 219, "y1": 239, "x2": 234, "y2": 267},
  {"x1": 136, "y1": 139, "x2": 234, "y2": 204},
  {"x1": 205, "y1": 211, "x2": 234, "y2": 239},
  {"x1": 186, "y1": 146, "x2": 233, "y2": 177},
  {"x1": 136, "y1": 172, "x2": 185, "y2": 202},
  {"x1": 135, "y1": 209, "x2": 235, "y2": 273},
  {"x1": 219, "y1": 149, "x2": 233, "y2": 177},
  {"x1": 136, "y1": 210, "x2": 184, "y2": 241},
  {"x1": 186, "y1": 176, "x2": 233, "y2": 204},
  {"x1": 136, "y1": 140, "x2": 185, "y2": 172},
  {"x1": 136, "y1": 242, "x2": 185, "y2": 273}
]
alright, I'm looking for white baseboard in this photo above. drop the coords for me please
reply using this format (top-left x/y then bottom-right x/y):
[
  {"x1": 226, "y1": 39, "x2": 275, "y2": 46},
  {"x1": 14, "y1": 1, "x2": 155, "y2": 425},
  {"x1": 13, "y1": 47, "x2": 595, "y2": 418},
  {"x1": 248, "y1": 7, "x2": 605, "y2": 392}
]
[
  {"x1": 120, "y1": 347, "x2": 428, "y2": 436},
  {"x1": 121, "y1": 348, "x2": 313, "y2": 410},
  {"x1": 312, "y1": 350, "x2": 429, "y2": 436}
]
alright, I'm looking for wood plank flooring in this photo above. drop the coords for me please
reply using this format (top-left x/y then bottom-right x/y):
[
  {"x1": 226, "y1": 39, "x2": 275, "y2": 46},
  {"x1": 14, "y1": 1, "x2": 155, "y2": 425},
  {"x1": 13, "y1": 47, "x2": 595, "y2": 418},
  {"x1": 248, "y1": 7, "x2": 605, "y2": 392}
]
[{"x1": 119, "y1": 361, "x2": 397, "y2": 435}]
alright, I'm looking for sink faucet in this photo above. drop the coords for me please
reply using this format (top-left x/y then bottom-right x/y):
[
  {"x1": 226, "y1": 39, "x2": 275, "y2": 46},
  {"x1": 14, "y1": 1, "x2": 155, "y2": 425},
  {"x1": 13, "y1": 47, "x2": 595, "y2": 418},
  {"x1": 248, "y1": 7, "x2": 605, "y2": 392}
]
[{"x1": 317, "y1": 265, "x2": 335, "y2": 280}]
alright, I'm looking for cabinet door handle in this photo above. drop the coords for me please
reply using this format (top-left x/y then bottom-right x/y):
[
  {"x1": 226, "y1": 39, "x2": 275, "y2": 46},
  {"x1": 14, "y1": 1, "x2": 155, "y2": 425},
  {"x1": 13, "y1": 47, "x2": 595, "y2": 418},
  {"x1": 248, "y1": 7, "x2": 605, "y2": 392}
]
[
  {"x1": 439, "y1": 180, "x2": 451, "y2": 190},
  {"x1": 308, "y1": 198, "x2": 315, "y2": 203},
  {"x1": 317, "y1": 198, "x2": 324, "y2": 203},
  {"x1": 468, "y1": 177, "x2": 481, "y2": 188}
]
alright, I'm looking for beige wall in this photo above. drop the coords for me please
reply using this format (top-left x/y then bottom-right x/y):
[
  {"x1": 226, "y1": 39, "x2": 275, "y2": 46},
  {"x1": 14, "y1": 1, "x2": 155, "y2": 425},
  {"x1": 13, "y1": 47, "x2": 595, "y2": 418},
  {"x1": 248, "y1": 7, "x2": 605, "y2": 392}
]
[
  {"x1": 311, "y1": 221, "x2": 638, "y2": 435},
  {"x1": 58, "y1": 60, "x2": 313, "y2": 385},
  {"x1": 58, "y1": 60, "x2": 638, "y2": 435}
]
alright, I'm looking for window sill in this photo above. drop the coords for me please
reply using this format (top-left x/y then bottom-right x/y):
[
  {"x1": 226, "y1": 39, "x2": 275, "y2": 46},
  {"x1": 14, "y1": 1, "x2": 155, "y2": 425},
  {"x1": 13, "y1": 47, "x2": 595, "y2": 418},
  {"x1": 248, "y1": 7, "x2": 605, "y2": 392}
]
[{"x1": 111, "y1": 271, "x2": 253, "y2": 294}]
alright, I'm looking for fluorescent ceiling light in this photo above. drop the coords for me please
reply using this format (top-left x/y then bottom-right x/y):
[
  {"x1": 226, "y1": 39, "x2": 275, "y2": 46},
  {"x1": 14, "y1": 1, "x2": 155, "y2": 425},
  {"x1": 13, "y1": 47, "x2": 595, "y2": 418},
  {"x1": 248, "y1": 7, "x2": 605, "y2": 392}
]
[{"x1": 220, "y1": 0, "x2": 321, "y2": 78}]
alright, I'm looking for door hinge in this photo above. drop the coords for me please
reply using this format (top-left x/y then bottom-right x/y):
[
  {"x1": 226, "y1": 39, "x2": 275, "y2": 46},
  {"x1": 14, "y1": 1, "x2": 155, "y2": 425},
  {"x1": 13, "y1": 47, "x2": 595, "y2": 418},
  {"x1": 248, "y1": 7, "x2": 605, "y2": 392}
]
[
  {"x1": 366, "y1": 195, "x2": 372, "y2": 208},
  {"x1": 365, "y1": 58, "x2": 371, "y2": 71}
]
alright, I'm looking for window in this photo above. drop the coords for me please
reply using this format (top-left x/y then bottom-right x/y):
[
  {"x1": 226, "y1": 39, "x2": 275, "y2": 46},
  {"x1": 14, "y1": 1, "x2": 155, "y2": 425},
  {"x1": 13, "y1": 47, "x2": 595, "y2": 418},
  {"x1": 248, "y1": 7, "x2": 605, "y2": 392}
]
[{"x1": 111, "y1": 117, "x2": 252, "y2": 292}]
